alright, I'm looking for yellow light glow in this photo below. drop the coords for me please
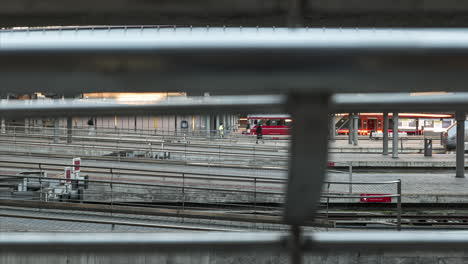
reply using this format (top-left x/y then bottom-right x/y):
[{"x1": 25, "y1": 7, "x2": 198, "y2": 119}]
[{"x1": 83, "y1": 92, "x2": 186, "y2": 105}]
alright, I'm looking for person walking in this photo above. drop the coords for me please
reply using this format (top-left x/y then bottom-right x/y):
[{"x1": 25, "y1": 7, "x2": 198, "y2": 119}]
[
  {"x1": 218, "y1": 123, "x2": 224, "y2": 138},
  {"x1": 256, "y1": 124, "x2": 264, "y2": 144},
  {"x1": 87, "y1": 118, "x2": 96, "y2": 136}
]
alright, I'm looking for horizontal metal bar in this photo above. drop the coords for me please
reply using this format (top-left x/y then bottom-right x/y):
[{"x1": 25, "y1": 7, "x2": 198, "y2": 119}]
[
  {"x1": 2, "y1": 231, "x2": 468, "y2": 252},
  {"x1": 325, "y1": 180, "x2": 400, "y2": 185},
  {"x1": 3, "y1": 92, "x2": 468, "y2": 118},
  {"x1": 332, "y1": 92, "x2": 468, "y2": 112},
  {"x1": 5, "y1": 27, "x2": 468, "y2": 52},
  {"x1": 3, "y1": 28, "x2": 468, "y2": 96},
  {"x1": 0, "y1": 96, "x2": 284, "y2": 118}
]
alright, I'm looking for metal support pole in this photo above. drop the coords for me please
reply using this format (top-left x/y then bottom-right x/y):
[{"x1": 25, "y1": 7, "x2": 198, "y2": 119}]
[
  {"x1": 353, "y1": 113, "x2": 359, "y2": 146},
  {"x1": 348, "y1": 113, "x2": 353, "y2": 144},
  {"x1": 329, "y1": 114, "x2": 335, "y2": 141},
  {"x1": 290, "y1": 225, "x2": 302, "y2": 264},
  {"x1": 1, "y1": 117, "x2": 5, "y2": 134},
  {"x1": 215, "y1": 115, "x2": 220, "y2": 136},
  {"x1": 206, "y1": 115, "x2": 210, "y2": 138},
  {"x1": 392, "y1": 112, "x2": 399, "y2": 158},
  {"x1": 53, "y1": 118, "x2": 59, "y2": 143},
  {"x1": 383, "y1": 112, "x2": 389, "y2": 155},
  {"x1": 67, "y1": 117, "x2": 72, "y2": 144},
  {"x1": 24, "y1": 118, "x2": 29, "y2": 135},
  {"x1": 285, "y1": 94, "x2": 330, "y2": 225},
  {"x1": 397, "y1": 179, "x2": 402, "y2": 231},
  {"x1": 348, "y1": 163, "x2": 353, "y2": 194},
  {"x1": 456, "y1": 111, "x2": 466, "y2": 178}
]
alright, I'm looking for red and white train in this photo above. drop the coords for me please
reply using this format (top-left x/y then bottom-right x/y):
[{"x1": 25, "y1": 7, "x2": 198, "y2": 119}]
[
  {"x1": 243, "y1": 114, "x2": 292, "y2": 136},
  {"x1": 243, "y1": 113, "x2": 454, "y2": 136}
]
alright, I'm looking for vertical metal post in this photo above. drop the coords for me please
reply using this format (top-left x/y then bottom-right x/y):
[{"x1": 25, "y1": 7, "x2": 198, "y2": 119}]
[
  {"x1": 290, "y1": 225, "x2": 302, "y2": 264},
  {"x1": 397, "y1": 179, "x2": 402, "y2": 231},
  {"x1": 329, "y1": 114, "x2": 336, "y2": 142},
  {"x1": 94, "y1": 117, "x2": 97, "y2": 135},
  {"x1": 1, "y1": 117, "x2": 5, "y2": 134},
  {"x1": 182, "y1": 173, "x2": 185, "y2": 211},
  {"x1": 456, "y1": 111, "x2": 466, "y2": 178},
  {"x1": 206, "y1": 115, "x2": 211, "y2": 138},
  {"x1": 348, "y1": 163, "x2": 353, "y2": 194},
  {"x1": 254, "y1": 177, "x2": 257, "y2": 213},
  {"x1": 53, "y1": 118, "x2": 59, "y2": 143},
  {"x1": 284, "y1": 94, "x2": 330, "y2": 225},
  {"x1": 24, "y1": 118, "x2": 29, "y2": 135},
  {"x1": 383, "y1": 112, "x2": 389, "y2": 155},
  {"x1": 110, "y1": 168, "x2": 114, "y2": 215},
  {"x1": 67, "y1": 117, "x2": 72, "y2": 144},
  {"x1": 348, "y1": 113, "x2": 353, "y2": 145},
  {"x1": 353, "y1": 114, "x2": 359, "y2": 146},
  {"x1": 392, "y1": 112, "x2": 399, "y2": 158},
  {"x1": 134, "y1": 116, "x2": 137, "y2": 132},
  {"x1": 216, "y1": 115, "x2": 220, "y2": 137}
]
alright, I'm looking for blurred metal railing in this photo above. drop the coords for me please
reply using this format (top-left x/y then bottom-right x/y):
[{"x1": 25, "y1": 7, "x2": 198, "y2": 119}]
[{"x1": 4, "y1": 27, "x2": 468, "y2": 262}]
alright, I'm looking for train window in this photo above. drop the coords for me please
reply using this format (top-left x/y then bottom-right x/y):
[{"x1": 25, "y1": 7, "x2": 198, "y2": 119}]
[
  {"x1": 278, "y1": 119, "x2": 285, "y2": 126},
  {"x1": 285, "y1": 119, "x2": 293, "y2": 127},
  {"x1": 443, "y1": 120, "x2": 452, "y2": 128},
  {"x1": 181, "y1": 120, "x2": 188, "y2": 128},
  {"x1": 265, "y1": 120, "x2": 271, "y2": 126},
  {"x1": 270, "y1": 119, "x2": 279, "y2": 126},
  {"x1": 424, "y1": 120, "x2": 434, "y2": 128},
  {"x1": 408, "y1": 119, "x2": 416, "y2": 127}
]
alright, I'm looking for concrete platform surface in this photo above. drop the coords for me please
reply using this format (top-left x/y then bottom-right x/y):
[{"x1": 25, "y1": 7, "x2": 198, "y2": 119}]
[{"x1": 330, "y1": 153, "x2": 465, "y2": 168}]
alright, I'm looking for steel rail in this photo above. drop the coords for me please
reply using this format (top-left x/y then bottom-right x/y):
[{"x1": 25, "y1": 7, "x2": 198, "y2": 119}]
[
  {"x1": 0, "y1": 173, "x2": 285, "y2": 195},
  {"x1": 0, "y1": 138, "x2": 289, "y2": 161},
  {"x1": 0, "y1": 199, "x2": 332, "y2": 227},
  {"x1": 0, "y1": 213, "x2": 240, "y2": 232},
  {"x1": 0, "y1": 157, "x2": 289, "y2": 182},
  {"x1": 1, "y1": 132, "x2": 290, "y2": 152},
  {"x1": 0, "y1": 148, "x2": 288, "y2": 171}
]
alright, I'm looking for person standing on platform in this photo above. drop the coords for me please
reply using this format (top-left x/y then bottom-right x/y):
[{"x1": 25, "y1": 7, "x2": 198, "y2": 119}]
[
  {"x1": 87, "y1": 118, "x2": 96, "y2": 136},
  {"x1": 218, "y1": 123, "x2": 224, "y2": 138},
  {"x1": 256, "y1": 124, "x2": 264, "y2": 144}
]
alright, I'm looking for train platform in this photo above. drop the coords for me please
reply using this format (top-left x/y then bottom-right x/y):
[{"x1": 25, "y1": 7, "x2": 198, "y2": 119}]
[
  {"x1": 327, "y1": 171, "x2": 468, "y2": 204},
  {"x1": 329, "y1": 137, "x2": 446, "y2": 153},
  {"x1": 330, "y1": 153, "x2": 463, "y2": 169}
]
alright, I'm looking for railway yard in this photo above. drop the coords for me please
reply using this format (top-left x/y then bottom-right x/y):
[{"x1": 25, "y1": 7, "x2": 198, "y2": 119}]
[{"x1": 0, "y1": 126, "x2": 467, "y2": 233}]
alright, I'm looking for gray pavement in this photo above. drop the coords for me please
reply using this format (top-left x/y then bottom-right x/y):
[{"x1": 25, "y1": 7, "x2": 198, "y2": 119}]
[{"x1": 329, "y1": 153, "x2": 463, "y2": 168}]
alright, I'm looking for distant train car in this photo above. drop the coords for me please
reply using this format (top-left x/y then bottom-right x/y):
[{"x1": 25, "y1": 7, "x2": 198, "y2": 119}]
[
  {"x1": 442, "y1": 121, "x2": 468, "y2": 150},
  {"x1": 246, "y1": 114, "x2": 292, "y2": 136},
  {"x1": 336, "y1": 113, "x2": 454, "y2": 136}
]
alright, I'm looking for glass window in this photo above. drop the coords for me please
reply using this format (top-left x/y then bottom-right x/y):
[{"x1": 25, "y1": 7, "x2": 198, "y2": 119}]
[
  {"x1": 424, "y1": 120, "x2": 434, "y2": 128},
  {"x1": 443, "y1": 120, "x2": 452, "y2": 128},
  {"x1": 181, "y1": 120, "x2": 188, "y2": 128},
  {"x1": 408, "y1": 119, "x2": 416, "y2": 127}
]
